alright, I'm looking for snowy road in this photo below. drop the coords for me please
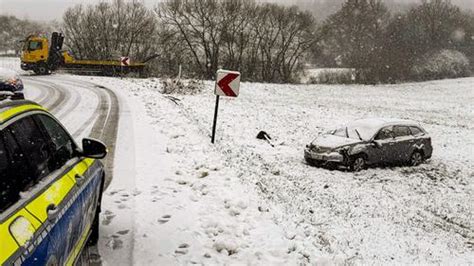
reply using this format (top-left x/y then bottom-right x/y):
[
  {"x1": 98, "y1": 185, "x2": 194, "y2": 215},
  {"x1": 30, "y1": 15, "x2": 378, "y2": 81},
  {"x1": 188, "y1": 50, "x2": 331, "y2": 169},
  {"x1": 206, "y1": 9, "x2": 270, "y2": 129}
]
[{"x1": 21, "y1": 74, "x2": 119, "y2": 188}]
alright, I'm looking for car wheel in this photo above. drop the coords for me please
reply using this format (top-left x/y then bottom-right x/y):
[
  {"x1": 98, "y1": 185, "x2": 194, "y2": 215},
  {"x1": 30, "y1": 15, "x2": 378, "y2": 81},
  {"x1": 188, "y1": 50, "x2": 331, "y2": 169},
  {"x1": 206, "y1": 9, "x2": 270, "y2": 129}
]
[
  {"x1": 350, "y1": 155, "x2": 366, "y2": 172},
  {"x1": 87, "y1": 178, "x2": 104, "y2": 246},
  {"x1": 409, "y1": 151, "x2": 423, "y2": 166},
  {"x1": 87, "y1": 206, "x2": 100, "y2": 246}
]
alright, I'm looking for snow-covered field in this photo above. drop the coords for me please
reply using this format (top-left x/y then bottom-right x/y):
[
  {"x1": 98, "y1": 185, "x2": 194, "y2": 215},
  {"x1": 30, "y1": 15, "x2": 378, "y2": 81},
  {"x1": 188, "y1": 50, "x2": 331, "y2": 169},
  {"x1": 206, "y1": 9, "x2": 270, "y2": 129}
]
[
  {"x1": 2, "y1": 57, "x2": 473, "y2": 264},
  {"x1": 93, "y1": 76, "x2": 473, "y2": 264}
]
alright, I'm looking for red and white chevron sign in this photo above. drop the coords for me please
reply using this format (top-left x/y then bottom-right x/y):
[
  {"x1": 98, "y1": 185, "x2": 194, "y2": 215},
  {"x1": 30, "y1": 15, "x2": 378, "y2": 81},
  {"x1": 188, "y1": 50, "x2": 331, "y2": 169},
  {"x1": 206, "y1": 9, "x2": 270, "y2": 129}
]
[
  {"x1": 120, "y1": 57, "x2": 130, "y2": 66},
  {"x1": 215, "y1": 70, "x2": 240, "y2": 97}
]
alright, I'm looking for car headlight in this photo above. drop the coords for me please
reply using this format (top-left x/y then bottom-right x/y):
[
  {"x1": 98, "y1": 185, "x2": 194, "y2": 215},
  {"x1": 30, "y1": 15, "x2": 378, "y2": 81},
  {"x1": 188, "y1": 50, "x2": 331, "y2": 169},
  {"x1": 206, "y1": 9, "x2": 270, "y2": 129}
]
[{"x1": 335, "y1": 147, "x2": 349, "y2": 154}]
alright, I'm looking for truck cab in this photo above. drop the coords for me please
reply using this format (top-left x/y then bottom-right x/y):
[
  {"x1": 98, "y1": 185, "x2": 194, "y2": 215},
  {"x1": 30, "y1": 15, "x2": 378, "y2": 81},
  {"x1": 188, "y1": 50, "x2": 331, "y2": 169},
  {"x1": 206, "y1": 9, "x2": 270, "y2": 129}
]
[
  {"x1": 21, "y1": 36, "x2": 50, "y2": 74},
  {"x1": 21, "y1": 33, "x2": 64, "y2": 75}
]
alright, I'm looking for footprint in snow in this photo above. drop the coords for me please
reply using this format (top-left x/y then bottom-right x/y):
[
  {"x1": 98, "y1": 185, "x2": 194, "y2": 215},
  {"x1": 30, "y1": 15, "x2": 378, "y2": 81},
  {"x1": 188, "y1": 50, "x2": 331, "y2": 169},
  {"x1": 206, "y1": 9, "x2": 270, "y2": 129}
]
[
  {"x1": 117, "y1": 230, "x2": 130, "y2": 235},
  {"x1": 102, "y1": 211, "x2": 116, "y2": 226},
  {"x1": 175, "y1": 243, "x2": 190, "y2": 255},
  {"x1": 106, "y1": 238, "x2": 123, "y2": 250},
  {"x1": 158, "y1": 215, "x2": 171, "y2": 224}
]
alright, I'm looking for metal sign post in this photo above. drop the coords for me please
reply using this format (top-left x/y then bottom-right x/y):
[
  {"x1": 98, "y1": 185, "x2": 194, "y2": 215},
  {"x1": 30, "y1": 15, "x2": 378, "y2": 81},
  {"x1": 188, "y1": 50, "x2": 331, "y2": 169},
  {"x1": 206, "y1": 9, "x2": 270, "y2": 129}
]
[
  {"x1": 211, "y1": 70, "x2": 240, "y2": 144},
  {"x1": 211, "y1": 95, "x2": 220, "y2": 144}
]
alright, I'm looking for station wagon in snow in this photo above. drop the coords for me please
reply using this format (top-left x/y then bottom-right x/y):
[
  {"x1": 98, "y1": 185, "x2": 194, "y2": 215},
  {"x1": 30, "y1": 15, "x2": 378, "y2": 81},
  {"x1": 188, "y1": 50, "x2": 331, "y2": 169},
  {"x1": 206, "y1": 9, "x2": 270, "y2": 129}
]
[{"x1": 305, "y1": 118, "x2": 432, "y2": 171}]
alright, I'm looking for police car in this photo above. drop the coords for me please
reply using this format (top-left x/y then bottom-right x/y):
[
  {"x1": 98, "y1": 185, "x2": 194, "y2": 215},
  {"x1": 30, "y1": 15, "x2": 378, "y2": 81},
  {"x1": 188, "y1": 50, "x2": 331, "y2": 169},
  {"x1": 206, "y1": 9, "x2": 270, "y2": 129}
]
[{"x1": 0, "y1": 100, "x2": 107, "y2": 265}]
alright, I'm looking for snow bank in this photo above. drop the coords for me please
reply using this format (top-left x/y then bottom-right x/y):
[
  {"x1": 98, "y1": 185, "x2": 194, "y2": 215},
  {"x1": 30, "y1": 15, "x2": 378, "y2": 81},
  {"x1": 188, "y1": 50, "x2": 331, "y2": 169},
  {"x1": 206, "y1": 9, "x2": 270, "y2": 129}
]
[
  {"x1": 117, "y1": 76, "x2": 474, "y2": 264},
  {"x1": 79, "y1": 76, "x2": 318, "y2": 265}
]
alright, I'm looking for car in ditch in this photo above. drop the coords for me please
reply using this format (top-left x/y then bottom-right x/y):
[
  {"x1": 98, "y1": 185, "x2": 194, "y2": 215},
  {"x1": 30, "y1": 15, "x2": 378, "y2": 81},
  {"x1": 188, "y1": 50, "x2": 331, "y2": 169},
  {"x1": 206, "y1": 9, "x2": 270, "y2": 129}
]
[
  {"x1": 0, "y1": 99, "x2": 107, "y2": 265},
  {"x1": 0, "y1": 68, "x2": 25, "y2": 100},
  {"x1": 304, "y1": 118, "x2": 432, "y2": 171}
]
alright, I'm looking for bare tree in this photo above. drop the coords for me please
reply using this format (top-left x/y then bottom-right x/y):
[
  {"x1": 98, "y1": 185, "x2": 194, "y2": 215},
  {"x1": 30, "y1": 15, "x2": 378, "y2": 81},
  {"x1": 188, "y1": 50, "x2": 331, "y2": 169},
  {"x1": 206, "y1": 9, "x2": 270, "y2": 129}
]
[
  {"x1": 156, "y1": 0, "x2": 317, "y2": 82},
  {"x1": 62, "y1": 0, "x2": 157, "y2": 62}
]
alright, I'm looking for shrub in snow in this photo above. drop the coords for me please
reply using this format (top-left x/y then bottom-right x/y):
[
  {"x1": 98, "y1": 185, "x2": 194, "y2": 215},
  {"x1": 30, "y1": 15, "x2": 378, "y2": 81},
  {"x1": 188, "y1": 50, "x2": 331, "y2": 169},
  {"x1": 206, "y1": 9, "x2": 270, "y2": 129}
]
[
  {"x1": 308, "y1": 69, "x2": 355, "y2": 84},
  {"x1": 411, "y1": 49, "x2": 471, "y2": 81},
  {"x1": 161, "y1": 78, "x2": 203, "y2": 95}
]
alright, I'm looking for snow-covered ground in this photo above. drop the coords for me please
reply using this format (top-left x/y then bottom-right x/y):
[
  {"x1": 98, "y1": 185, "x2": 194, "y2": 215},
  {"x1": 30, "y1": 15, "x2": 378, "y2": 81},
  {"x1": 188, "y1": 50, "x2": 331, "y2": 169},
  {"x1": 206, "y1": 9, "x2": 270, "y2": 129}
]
[
  {"x1": 2, "y1": 57, "x2": 473, "y2": 264},
  {"x1": 89, "y1": 76, "x2": 473, "y2": 264}
]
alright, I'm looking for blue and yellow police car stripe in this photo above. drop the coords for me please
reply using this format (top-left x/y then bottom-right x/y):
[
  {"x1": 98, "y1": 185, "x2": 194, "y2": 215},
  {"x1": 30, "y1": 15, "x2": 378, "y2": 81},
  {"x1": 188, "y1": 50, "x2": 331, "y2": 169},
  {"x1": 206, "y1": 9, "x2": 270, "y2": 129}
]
[{"x1": 0, "y1": 158, "x2": 96, "y2": 265}]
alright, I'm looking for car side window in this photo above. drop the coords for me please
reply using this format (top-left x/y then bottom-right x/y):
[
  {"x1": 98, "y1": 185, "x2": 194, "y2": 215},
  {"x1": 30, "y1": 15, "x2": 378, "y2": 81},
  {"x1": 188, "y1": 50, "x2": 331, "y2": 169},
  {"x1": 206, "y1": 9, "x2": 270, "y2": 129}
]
[
  {"x1": 393, "y1": 126, "x2": 411, "y2": 138},
  {"x1": 410, "y1": 126, "x2": 423, "y2": 136},
  {"x1": 0, "y1": 136, "x2": 14, "y2": 212},
  {"x1": 35, "y1": 115, "x2": 76, "y2": 170},
  {"x1": 375, "y1": 127, "x2": 393, "y2": 140},
  {"x1": 0, "y1": 131, "x2": 36, "y2": 212},
  {"x1": 6, "y1": 116, "x2": 51, "y2": 181}
]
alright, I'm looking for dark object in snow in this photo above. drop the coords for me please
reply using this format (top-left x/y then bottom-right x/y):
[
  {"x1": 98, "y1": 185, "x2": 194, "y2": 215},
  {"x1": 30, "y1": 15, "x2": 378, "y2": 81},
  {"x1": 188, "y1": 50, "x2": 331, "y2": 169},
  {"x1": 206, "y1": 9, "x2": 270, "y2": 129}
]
[
  {"x1": 164, "y1": 95, "x2": 181, "y2": 105},
  {"x1": 257, "y1": 131, "x2": 271, "y2": 140},
  {"x1": 323, "y1": 184, "x2": 329, "y2": 189},
  {"x1": 256, "y1": 131, "x2": 274, "y2": 147}
]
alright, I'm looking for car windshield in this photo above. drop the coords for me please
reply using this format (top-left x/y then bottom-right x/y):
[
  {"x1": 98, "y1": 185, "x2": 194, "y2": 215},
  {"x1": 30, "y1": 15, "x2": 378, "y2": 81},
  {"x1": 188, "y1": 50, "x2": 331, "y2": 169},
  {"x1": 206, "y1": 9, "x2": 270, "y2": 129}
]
[{"x1": 331, "y1": 125, "x2": 375, "y2": 141}]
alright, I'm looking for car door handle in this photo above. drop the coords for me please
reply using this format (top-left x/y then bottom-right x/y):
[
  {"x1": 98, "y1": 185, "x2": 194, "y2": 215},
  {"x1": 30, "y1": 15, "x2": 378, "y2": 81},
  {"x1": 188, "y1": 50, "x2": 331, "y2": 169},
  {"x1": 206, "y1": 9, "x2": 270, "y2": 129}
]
[
  {"x1": 46, "y1": 204, "x2": 59, "y2": 222},
  {"x1": 75, "y1": 174, "x2": 85, "y2": 186}
]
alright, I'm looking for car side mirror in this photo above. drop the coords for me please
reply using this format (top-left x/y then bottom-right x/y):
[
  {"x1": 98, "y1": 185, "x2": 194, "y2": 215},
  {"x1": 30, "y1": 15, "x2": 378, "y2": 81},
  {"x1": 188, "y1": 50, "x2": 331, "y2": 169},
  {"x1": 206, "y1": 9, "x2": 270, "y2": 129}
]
[{"x1": 81, "y1": 138, "x2": 107, "y2": 159}]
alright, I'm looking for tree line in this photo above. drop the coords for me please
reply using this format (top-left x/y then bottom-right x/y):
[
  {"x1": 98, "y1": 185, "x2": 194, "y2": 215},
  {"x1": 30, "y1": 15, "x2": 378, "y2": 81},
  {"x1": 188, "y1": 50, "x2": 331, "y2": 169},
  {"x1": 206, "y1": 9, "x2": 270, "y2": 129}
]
[
  {"x1": 319, "y1": 0, "x2": 474, "y2": 83},
  {"x1": 2, "y1": 0, "x2": 472, "y2": 84}
]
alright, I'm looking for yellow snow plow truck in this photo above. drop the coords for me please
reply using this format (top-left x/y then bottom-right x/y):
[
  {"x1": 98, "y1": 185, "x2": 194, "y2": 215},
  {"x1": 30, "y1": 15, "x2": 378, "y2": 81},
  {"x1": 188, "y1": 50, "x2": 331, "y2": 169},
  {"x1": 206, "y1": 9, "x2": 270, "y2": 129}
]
[{"x1": 21, "y1": 32, "x2": 155, "y2": 76}]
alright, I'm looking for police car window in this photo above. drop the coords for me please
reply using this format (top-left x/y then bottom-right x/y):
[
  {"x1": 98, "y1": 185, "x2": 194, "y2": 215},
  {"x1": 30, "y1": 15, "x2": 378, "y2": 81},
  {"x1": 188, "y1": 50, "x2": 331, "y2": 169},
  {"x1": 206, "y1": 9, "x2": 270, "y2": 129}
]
[
  {"x1": 7, "y1": 116, "x2": 51, "y2": 181},
  {"x1": 375, "y1": 127, "x2": 393, "y2": 140},
  {"x1": 0, "y1": 131, "x2": 35, "y2": 212},
  {"x1": 393, "y1": 126, "x2": 411, "y2": 137},
  {"x1": 36, "y1": 115, "x2": 76, "y2": 169},
  {"x1": 0, "y1": 136, "x2": 15, "y2": 212}
]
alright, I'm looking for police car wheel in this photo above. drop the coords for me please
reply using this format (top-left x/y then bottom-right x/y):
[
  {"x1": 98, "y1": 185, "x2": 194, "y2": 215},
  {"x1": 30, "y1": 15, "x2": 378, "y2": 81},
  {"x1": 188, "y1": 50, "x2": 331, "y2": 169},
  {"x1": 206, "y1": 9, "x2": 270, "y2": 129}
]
[{"x1": 87, "y1": 209, "x2": 99, "y2": 246}]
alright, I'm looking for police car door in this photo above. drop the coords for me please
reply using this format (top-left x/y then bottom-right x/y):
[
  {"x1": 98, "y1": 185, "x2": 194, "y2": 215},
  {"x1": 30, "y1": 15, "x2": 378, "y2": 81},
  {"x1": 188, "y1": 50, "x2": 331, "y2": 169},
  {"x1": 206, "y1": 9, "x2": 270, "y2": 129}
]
[{"x1": 28, "y1": 113, "x2": 94, "y2": 265}]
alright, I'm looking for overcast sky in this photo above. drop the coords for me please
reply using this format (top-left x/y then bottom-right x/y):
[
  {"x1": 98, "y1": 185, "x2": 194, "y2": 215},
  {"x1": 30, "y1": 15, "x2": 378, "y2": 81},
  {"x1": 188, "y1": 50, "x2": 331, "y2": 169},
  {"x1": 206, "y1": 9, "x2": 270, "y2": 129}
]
[
  {"x1": 0, "y1": 0, "x2": 162, "y2": 21},
  {"x1": 0, "y1": 0, "x2": 472, "y2": 21}
]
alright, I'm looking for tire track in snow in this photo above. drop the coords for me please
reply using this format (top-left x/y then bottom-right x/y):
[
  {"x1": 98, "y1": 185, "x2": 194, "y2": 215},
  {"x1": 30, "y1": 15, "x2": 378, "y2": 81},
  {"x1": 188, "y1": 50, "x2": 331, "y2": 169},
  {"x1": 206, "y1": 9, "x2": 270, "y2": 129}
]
[{"x1": 22, "y1": 77, "x2": 69, "y2": 114}]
